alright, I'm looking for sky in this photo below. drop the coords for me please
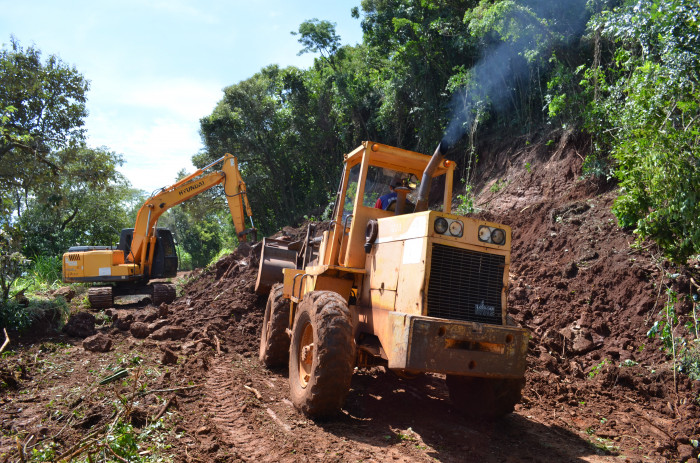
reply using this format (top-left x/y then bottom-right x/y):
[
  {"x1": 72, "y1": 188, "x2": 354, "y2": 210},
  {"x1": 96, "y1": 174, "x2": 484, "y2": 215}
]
[{"x1": 0, "y1": 0, "x2": 363, "y2": 194}]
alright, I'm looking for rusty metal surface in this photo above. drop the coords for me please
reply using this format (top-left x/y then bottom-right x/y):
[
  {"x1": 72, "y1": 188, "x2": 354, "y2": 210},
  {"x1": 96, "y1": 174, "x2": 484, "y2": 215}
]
[
  {"x1": 255, "y1": 238, "x2": 298, "y2": 295},
  {"x1": 370, "y1": 309, "x2": 527, "y2": 378}
]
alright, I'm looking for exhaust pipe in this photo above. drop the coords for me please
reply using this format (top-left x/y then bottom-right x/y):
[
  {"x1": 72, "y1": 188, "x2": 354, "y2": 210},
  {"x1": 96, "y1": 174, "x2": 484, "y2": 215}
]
[{"x1": 414, "y1": 140, "x2": 450, "y2": 212}]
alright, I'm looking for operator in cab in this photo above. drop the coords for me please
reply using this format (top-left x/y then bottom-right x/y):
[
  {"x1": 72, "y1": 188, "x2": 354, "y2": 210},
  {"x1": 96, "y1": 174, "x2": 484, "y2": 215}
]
[{"x1": 374, "y1": 180, "x2": 401, "y2": 210}]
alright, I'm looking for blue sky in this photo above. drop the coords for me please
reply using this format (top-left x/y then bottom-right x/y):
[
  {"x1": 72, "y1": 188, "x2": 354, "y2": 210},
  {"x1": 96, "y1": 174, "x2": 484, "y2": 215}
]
[{"x1": 0, "y1": 0, "x2": 363, "y2": 194}]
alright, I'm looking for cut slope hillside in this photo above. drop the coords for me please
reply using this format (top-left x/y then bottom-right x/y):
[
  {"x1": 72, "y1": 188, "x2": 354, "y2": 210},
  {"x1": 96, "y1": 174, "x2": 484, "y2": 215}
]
[{"x1": 0, "y1": 132, "x2": 698, "y2": 463}]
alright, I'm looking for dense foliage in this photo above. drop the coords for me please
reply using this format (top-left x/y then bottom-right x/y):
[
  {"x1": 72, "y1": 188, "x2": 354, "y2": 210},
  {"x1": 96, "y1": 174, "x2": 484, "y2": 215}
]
[
  {"x1": 0, "y1": 39, "x2": 133, "y2": 301},
  {"x1": 197, "y1": 0, "x2": 698, "y2": 262},
  {"x1": 585, "y1": 0, "x2": 700, "y2": 263},
  {"x1": 3, "y1": 0, "x2": 698, "y2": 290}
]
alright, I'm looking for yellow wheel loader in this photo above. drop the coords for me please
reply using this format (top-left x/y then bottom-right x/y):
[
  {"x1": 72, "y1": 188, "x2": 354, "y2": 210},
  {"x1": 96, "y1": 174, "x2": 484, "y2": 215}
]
[
  {"x1": 256, "y1": 141, "x2": 528, "y2": 418},
  {"x1": 62, "y1": 154, "x2": 256, "y2": 308}
]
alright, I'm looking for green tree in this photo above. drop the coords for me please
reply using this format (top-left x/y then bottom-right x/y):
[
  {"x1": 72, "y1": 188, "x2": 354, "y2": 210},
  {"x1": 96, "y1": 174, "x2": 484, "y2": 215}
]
[
  {"x1": 0, "y1": 228, "x2": 28, "y2": 301},
  {"x1": 199, "y1": 65, "x2": 344, "y2": 233},
  {"x1": 583, "y1": 0, "x2": 700, "y2": 262},
  {"x1": 0, "y1": 37, "x2": 89, "y2": 217},
  {"x1": 19, "y1": 146, "x2": 134, "y2": 257}
]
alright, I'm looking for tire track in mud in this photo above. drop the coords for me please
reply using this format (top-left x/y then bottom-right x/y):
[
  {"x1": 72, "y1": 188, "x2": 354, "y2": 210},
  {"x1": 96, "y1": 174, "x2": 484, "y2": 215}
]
[{"x1": 204, "y1": 356, "x2": 292, "y2": 462}]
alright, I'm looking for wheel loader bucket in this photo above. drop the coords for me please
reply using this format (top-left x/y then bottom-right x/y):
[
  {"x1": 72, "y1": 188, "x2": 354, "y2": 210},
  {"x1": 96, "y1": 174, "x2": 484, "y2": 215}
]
[{"x1": 255, "y1": 237, "x2": 298, "y2": 295}]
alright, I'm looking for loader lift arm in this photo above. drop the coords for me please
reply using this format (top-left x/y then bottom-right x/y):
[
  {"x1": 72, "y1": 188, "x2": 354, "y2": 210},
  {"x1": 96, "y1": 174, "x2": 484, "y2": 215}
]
[{"x1": 127, "y1": 153, "x2": 255, "y2": 274}]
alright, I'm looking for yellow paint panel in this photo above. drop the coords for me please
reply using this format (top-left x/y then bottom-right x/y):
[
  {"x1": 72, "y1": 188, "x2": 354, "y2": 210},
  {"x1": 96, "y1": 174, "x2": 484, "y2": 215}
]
[
  {"x1": 396, "y1": 262, "x2": 425, "y2": 316},
  {"x1": 314, "y1": 276, "x2": 353, "y2": 302},
  {"x1": 376, "y1": 212, "x2": 431, "y2": 243},
  {"x1": 370, "y1": 289, "x2": 396, "y2": 311},
  {"x1": 282, "y1": 268, "x2": 305, "y2": 299},
  {"x1": 368, "y1": 240, "x2": 402, "y2": 291}
]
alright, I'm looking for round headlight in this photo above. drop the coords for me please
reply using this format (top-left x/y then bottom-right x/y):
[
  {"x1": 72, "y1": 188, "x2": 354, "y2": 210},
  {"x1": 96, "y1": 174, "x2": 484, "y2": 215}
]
[
  {"x1": 491, "y1": 228, "x2": 506, "y2": 245},
  {"x1": 449, "y1": 220, "x2": 463, "y2": 237},
  {"x1": 434, "y1": 217, "x2": 448, "y2": 234},
  {"x1": 478, "y1": 226, "x2": 491, "y2": 242}
]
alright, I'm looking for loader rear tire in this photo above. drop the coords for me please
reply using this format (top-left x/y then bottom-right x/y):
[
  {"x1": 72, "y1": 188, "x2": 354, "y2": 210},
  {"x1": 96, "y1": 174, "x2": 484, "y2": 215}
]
[
  {"x1": 88, "y1": 287, "x2": 114, "y2": 310},
  {"x1": 446, "y1": 375, "x2": 524, "y2": 419},
  {"x1": 289, "y1": 291, "x2": 355, "y2": 418},
  {"x1": 152, "y1": 283, "x2": 176, "y2": 305},
  {"x1": 259, "y1": 283, "x2": 291, "y2": 367}
]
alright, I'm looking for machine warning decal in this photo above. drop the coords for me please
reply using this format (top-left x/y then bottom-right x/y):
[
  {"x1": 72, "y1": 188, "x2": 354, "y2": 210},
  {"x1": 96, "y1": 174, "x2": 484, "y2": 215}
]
[
  {"x1": 475, "y1": 300, "x2": 495, "y2": 317},
  {"x1": 98, "y1": 267, "x2": 111, "y2": 276}
]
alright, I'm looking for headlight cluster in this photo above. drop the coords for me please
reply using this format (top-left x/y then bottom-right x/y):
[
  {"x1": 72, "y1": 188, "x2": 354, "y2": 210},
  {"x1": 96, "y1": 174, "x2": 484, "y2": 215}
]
[
  {"x1": 478, "y1": 225, "x2": 507, "y2": 245},
  {"x1": 433, "y1": 217, "x2": 463, "y2": 237}
]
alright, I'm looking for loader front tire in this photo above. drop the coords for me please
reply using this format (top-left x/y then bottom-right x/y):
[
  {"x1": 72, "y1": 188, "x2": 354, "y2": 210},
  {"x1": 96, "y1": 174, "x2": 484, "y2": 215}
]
[
  {"x1": 446, "y1": 375, "x2": 524, "y2": 419},
  {"x1": 259, "y1": 283, "x2": 291, "y2": 367},
  {"x1": 289, "y1": 291, "x2": 355, "y2": 418}
]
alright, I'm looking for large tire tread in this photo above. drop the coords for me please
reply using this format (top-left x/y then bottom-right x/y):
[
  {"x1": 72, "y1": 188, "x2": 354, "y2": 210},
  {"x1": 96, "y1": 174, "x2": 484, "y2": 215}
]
[
  {"x1": 259, "y1": 283, "x2": 291, "y2": 367},
  {"x1": 289, "y1": 291, "x2": 355, "y2": 418},
  {"x1": 152, "y1": 283, "x2": 176, "y2": 305}
]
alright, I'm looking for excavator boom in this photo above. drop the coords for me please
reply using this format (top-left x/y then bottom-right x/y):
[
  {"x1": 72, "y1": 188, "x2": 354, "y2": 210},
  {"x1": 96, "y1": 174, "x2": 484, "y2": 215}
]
[
  {"x1": 63, "y1": 153, "x2": 256, "y2": 292},
  {"x1": 128, "y1": 154, "x2": 255, "y2": 268}
]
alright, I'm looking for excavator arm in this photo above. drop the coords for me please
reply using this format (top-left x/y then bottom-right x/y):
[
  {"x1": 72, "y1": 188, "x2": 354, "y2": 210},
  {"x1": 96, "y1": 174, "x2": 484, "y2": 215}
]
[{"x1": 128, "y1": 154, "x2": 256, "y2": 271}]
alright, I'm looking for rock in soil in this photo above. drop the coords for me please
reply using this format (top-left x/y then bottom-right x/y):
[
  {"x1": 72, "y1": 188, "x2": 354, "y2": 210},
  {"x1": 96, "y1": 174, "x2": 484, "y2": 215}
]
[
  {"x1": 151, "y1": 326, "x2": 188, "y2": 341},
  {"x1": 130, "y1": 321, "x2": 152, "y2": 339},
  {"x1": 53, "y1": 286, "x2": 76, "y2": 302},
  {"x1": 63, "y1": 312, "x2": 96, "y2": 338},
  {"x1": 82, "y1": 333, "x2": 112, "y2": 352},
  {"x1": 160, "y1": 348, "x2": 178, "y2": 365}
]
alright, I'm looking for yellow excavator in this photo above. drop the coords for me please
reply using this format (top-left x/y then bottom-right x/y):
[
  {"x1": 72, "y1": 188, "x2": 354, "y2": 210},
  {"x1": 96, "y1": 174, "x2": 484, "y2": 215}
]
[{"x1": 62, "y1": 154, "x2": 255, "y2": 308}]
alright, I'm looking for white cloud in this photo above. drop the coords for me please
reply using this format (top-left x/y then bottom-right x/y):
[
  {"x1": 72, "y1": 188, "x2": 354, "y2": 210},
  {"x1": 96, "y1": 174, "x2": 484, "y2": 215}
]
[
  {"x1": 110, "y1": 78, "x2": 223, "y2": 119},
  {"x1": 87, "y1": 114, "x2": 201, "y2": 193},
  {"x1": 84, "y1": 76, "x2": 224, "y2": 192}
]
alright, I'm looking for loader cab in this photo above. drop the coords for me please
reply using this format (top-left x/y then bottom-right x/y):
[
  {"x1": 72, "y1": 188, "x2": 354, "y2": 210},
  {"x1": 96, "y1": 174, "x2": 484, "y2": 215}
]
[
  {"x1": 117, "y1": 228, "x2": 178, "y2": 279},
  {"x1": 325, "y1": 142, "x2": 455, "y2": 270}
]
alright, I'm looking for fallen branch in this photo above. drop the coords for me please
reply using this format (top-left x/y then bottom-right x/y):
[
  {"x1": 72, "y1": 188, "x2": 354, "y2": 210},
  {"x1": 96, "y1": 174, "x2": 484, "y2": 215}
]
[
  {"x1": 54, "y1": 430, "x2": 101, "y2": 462},
  {"x1": 214, "y1": 335, "x2": 222, "y2": 356},
  {"x1": 265, "y1": 408, "x2": 291, "y2": 433},
  {"x1": 104, "y1": 443, "x2": 129, "y2": 463},
  {"x1": 639, "y1": 414, "x2": 673, "y2": 439},
  {"x1": 0, "y1": 328, "x2": 10, "y2": 354},
  {"x1": 152, "y1": 395, "x2": 176, "y2": 422},
  {"x1": 243, "y1": 384, "x2": 262, "y2": 400}
]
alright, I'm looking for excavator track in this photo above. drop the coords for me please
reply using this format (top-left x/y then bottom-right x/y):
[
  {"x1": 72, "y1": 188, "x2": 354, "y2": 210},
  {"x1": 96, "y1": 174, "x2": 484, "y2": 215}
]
[
  {"x1": 152, "y1": 283, "x2": 177, "y2": 305},
  {"x1": 88, "y1": 287, "x2": 114, "y2": 310}
]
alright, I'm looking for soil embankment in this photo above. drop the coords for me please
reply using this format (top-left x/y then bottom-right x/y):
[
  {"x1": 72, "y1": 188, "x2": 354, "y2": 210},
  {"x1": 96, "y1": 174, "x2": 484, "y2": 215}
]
[{"x1": 1, "y1": 133, "x2": 698, "y2": 462}]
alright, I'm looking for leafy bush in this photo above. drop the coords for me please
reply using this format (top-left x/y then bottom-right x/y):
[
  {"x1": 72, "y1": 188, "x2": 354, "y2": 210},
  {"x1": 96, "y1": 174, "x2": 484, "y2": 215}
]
[
  {"x1": 648, "y1": 287, "x2": 700, "y2": 381},
  {"x1": 208, "y1": 247, "x2": 235, "y2": 267},
  {"x1": 12, "y1": 255, "x2": 63, "y2": 294},
  {"x1": 0, "y1": 299, "x2": 34, "y2": 332},
  {"x1": 176, "y1": 245, "x2": 192, "y2": 271},
  {"x1": 455, "y1": 184, "x2": 478, "y2": 215},
  {"x1": 583, "y1": 0, "x2": 700, "y2": 263},
  {"x1": 0, "y1": 228, "x2": 30, "y2": 301},
  {"x1": 0, "y1": 296, "x2": 68, "y2": 332}
]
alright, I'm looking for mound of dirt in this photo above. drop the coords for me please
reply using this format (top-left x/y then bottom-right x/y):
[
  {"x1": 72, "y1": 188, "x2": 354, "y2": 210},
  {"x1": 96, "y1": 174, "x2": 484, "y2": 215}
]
[
  {"x1": 1, "y1": 131, "x2": 698, "y2": 462},
  {"x1": 471, "y1": 130, "x2": 699, "y2": 461}
]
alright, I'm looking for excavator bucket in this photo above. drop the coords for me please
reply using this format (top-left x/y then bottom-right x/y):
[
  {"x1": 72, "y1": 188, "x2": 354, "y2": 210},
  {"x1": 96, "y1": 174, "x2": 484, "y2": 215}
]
[{"x1": 255, "y1": 237, "x2": 298, "y2": 295}]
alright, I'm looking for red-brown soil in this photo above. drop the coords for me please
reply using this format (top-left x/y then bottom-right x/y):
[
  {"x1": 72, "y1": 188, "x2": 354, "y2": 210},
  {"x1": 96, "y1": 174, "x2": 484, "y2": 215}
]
[{"x1": 1, "y1": 131, "x2": 698, "y2": 462}]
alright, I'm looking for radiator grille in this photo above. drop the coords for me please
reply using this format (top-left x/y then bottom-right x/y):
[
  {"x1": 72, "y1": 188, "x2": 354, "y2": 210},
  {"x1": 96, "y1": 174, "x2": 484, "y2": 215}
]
[{"x1": 427, "y1": 244, "x2": 504, "y2": 324}]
